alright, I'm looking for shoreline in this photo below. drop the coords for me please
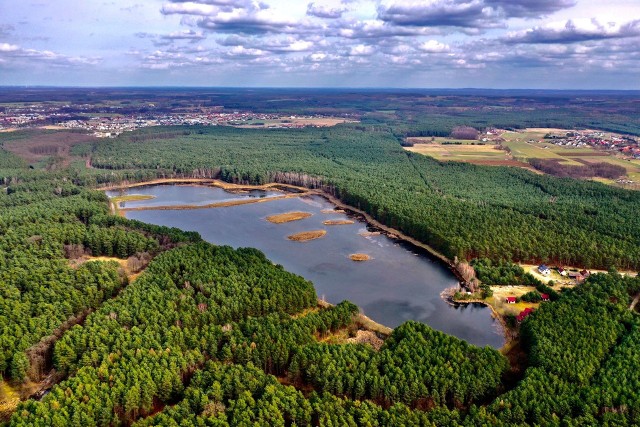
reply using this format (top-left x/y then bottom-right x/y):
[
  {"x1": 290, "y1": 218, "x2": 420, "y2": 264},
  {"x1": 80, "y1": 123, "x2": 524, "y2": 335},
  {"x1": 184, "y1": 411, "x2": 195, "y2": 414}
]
[
  {"x1": 317, "y1": 300, "x2": 392, "y2": 337},
  {"x1": 440, "y1": 287, "x2": 512, "y2": 351},
  {"x1": 99, "y1": 177, "x2": 506, "y2": 345},
  {"x1": 103, "y1": 178, "x2": 466, "y2": 282}
]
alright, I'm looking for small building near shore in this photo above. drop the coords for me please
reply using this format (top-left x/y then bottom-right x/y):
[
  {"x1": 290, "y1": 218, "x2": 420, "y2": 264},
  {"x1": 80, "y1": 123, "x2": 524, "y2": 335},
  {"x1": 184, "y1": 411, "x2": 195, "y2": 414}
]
[
  {"x1": 517, "y1": 307, "x2": 535, "y2": 322},
  {"x1": 505, "y1": 296, "x2": 517, "y2": 304}
]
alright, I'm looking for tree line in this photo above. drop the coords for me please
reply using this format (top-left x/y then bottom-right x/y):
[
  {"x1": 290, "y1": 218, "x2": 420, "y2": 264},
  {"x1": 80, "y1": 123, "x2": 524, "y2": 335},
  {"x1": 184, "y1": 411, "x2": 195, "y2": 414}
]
[{"x1": 85, "y1": 125, "x2": 640, "y2": 270}]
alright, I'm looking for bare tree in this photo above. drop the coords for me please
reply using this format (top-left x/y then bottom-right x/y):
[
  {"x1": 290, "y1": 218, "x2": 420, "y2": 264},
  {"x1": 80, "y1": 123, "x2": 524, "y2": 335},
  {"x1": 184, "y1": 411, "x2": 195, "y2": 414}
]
[
  {"x1": 63, "y1": 244, "x2": 86, "y2": 259},
  {"x1": 455, "y1": 259, "x2": 478, "y2": 291},
  {"x1": 450, "y1": 126, "x2": 479, "y2": 140}
]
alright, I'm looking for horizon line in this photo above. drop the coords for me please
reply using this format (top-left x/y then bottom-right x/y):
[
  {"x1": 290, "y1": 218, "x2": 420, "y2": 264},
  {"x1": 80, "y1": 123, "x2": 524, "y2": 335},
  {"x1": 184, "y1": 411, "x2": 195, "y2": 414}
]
[{"x1": 1, "y1": 85, "x2": 639, "y2": 92}]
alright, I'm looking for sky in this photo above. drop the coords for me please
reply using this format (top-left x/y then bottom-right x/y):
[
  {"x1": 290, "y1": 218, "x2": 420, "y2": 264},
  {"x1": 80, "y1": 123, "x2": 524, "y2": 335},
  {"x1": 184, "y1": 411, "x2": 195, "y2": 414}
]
[{"x1": 0, "y1": 0, "x2": 639, "y2": 88}]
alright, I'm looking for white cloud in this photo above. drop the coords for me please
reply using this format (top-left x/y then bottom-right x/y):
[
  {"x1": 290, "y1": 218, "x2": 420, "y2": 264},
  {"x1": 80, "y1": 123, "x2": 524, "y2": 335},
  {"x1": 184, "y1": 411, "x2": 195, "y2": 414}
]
[
  {"x1": 161, "y1": 2, "x2": 218, "y2": 16},
  {"x1": 505, "y1": 18, "x2": 640, "y2": 44},
  {"x1": 0, "y1": 42, "x2": 101, "y2": 67},
  {"x1": 307, "y1": 2, "x2": 347, "y2": 19},
  {"x1": 418, "y1": 39, "x2": 450, "y2": 53},
  {"x1": 349, "y1": 44, "x2": 374, "y2": 56},
  {"x1": 0, "y1": 43, "x2": 20, "y2": 52}
]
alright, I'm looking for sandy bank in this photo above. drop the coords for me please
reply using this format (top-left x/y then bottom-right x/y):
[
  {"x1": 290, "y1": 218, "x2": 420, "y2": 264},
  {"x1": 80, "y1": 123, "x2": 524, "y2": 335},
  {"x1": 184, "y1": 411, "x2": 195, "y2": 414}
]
[
  {"x1": 287, "y1": 230, "x2": 327, "y2": 242},
  {"x1": 267, "y1": 211, "x2": 312, "y2": 224}
]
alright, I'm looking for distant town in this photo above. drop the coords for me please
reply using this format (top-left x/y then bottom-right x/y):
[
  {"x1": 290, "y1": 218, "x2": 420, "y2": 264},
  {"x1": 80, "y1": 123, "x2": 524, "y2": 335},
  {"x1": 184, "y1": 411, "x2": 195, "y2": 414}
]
[
  {"x1": 0, "y1": 103, "x2": 358, "y2": 137},
  {"x1": 541, "y1": 130, "x2": 640, "y2": 159}
]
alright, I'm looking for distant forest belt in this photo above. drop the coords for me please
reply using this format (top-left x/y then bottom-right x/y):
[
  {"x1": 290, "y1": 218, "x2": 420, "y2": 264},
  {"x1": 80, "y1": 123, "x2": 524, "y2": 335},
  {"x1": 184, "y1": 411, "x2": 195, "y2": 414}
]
[{"x1": 110, "y1": 178, "x2": 464, "y2": 284}]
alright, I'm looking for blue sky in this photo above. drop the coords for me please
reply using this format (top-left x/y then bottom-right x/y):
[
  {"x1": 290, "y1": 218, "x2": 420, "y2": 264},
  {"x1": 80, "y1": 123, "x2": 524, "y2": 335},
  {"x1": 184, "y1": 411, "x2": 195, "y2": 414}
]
[{"x1": 1, "y1": 0, "x2": 639, "y2": 88}]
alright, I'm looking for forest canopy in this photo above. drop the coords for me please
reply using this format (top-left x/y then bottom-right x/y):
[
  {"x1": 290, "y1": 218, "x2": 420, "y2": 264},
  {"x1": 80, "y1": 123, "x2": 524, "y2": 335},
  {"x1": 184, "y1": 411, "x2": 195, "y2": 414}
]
[{"x1": 2, "y1": 91, "x2": 640, "y2": 426}]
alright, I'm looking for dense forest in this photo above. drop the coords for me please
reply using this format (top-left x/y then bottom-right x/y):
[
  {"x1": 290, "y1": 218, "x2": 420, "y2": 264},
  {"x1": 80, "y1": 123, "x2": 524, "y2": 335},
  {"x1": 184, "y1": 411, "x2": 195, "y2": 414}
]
[
  {"x1": 2, "y1": 93, "x2": 640, "y2": 425},
  {"x1": 85, "y1": 124, "x2": 640, "y2": 270},
  {"x1": 0, "y1": 159, "x2": 200, "y2": 386},
  {"x1": 6, "y1": 234, "x2": 640, "y2": 425}
]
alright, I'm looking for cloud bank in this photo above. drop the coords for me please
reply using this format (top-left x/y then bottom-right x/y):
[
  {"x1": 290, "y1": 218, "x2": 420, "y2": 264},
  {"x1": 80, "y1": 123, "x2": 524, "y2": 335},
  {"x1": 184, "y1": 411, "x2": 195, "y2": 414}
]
[{"x1": 0, "y1": 0, "x2": 638, "y2": 88}]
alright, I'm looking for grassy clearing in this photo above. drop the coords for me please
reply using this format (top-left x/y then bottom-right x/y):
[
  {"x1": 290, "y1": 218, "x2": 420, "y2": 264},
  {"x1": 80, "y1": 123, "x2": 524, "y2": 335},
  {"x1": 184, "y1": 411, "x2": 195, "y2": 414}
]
[
  {"x1": 287, "y1": 230, "x2": 327, "y2": 242},
  {"x1": 286, "y1": 305, "x2": 392, "y2": 357},
  {"x1": 503, "y1": 129, "x2": 617, "y2": 159},
  {"x1": 267, "y1": 211, "x2": 313, "y2": 224},
  {"x1": 290, "y1": 306, "x2": 321, "y2": 319},
  {"x1": 70, "y1": 255, "x2": 143, "y2": 283},
  {"x1": 323, "y1": 219, "x2": 354, "y2": 225},
  {"x1": 349, "y1": 253, "x2": 371, "y2": 261},
  {"x1": 486, "y1": 286, "x2": 541, "y2": 317},
  {"x1": 405, "y1": 144, "x2": 507, "y2": 162},
  {"x1": 346, "y1": 330, "x2": 384, "y2": 350},
  {"x1": 0, "y1": 381, "x2": 21, "y2": 421},
  {"x1": 110, "y1": 194, "x2": 155, "y2": 202},
  {"x1": 109, "y1": 194, "x2": 155, "y2": 209},
  {"x1": 0, "y1": 378, "x2": 44, "y2": 421},
  {"x1": 502, "y1": 138, "x2": 583, "y2": 166}
]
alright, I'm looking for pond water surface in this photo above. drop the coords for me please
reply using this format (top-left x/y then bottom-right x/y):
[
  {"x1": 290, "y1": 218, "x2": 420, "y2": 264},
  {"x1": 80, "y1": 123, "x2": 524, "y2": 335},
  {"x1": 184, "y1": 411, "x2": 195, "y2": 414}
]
[{"x1": 109, "y1": 184, "x2": 504, "y2": 348}]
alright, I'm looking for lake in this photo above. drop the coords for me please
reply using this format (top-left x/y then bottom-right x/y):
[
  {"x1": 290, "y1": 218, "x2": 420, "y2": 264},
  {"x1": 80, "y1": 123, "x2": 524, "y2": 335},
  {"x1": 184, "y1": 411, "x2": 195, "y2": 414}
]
[{"x1": 108, "y1": 184, "x2": 505, "y2": 348}]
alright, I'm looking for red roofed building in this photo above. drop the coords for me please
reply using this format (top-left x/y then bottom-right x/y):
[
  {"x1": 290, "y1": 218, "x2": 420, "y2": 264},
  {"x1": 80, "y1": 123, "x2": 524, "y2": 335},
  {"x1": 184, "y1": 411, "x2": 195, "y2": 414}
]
[
  {"x1": 505, "y1": 296, "x2": 517, "y2": 304},
  {"x1": 540, "y1": 294, "x2": 550, "y2": 301},
  {"x1": 517, "y1": 307, "x2": 535, "y2": 322}
]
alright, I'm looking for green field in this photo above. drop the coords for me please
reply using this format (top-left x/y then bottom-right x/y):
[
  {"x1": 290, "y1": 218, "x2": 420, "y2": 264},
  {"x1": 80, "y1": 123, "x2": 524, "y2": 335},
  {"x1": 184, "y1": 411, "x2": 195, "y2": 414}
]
[
  {"x1": 502, "y1": 131, "x2": 586, "y2": 165},
  {"x1": 405, "y1": 143, "x2": 509, "y2": 162}
]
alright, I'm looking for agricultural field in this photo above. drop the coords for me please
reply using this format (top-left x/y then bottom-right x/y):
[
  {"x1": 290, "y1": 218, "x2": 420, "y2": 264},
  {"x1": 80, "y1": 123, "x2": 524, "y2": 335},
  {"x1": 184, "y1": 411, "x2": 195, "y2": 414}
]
[
  {"x1": 406, "y1": 143, "x2": 511, "y2": 163},
  {"x1": 502, "y1": 129, "x2": 598, "y2": 165},
  {"x1": 502, "y1": 129, "x2": 640, "y2": 187},
  {"x1": 407, "y1": 128, "x2": 640, "y2": 189}
]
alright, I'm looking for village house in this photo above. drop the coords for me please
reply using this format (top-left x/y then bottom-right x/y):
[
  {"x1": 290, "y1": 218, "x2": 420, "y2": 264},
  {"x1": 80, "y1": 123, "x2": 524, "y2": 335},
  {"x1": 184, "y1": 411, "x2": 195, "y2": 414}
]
[
  {"x1": 538, "y1": 265, "x2": 551, "y2": 276},
  {"x1": 540, "y1": 294, "x2": 550, "y2": 302},
  {"x1": 505, "y1": 296, "x2": 517, "y2": 304},
  {"x1": 557, "y1": 267, "x2": 567, "y2": 276},
  {"x1": 517, "y1": 307, "x2": 535, "y2": 322}
]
